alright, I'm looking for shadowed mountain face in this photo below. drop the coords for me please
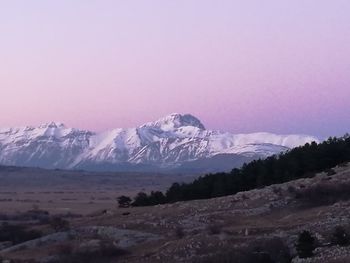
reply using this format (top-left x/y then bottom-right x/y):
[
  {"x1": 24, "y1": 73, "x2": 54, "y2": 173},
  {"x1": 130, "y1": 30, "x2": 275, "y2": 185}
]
[{"x1": 0, "y1": 114, "x2": 318, "y2": 173}]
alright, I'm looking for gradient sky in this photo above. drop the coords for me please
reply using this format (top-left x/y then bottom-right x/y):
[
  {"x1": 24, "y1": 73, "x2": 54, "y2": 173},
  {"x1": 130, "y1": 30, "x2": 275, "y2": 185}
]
[{"x1": 1, "y1": 1, "x2": 349, "y2": 137}]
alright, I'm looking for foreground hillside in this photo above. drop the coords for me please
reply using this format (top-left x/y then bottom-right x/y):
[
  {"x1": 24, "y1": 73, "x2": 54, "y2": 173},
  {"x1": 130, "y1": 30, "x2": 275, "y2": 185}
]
[{"x1": 1, "y1": 164, "x2": 350, "y2": 262}]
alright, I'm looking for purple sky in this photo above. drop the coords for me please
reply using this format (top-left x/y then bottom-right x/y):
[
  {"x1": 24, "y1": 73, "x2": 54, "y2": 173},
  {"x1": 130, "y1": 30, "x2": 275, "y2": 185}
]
[{"x1": 1, "y1": 1, "x2": 349, "y2": 137}]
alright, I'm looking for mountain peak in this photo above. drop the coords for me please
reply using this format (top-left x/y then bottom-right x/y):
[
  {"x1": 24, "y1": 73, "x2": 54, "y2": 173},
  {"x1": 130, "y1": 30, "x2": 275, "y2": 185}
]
[
  {"x1": 143, "y1": 113, "x2": 206, "y2": 130},
  {"x1": 39, "y1": 122, "x2": 66, "y2": 129}
]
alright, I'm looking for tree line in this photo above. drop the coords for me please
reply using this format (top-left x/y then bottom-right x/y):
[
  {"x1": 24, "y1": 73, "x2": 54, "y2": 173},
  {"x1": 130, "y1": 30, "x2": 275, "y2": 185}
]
[{"x1": 122, "y1": 134, "x2": 350, "y2": 207}]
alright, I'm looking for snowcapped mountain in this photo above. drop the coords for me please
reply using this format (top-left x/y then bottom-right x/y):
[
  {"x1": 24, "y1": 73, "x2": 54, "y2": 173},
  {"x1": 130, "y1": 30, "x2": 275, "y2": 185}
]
[{"x1": 0, "y1": 114, "x2": 319, "y2": 173}]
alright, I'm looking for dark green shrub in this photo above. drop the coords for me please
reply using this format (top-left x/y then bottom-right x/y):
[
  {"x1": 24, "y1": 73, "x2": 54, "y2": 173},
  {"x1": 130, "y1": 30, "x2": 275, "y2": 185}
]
[
  {"x1": 131, "y1": 192, "x2": 150, "y2": 206},
  {"x1": 117, "y1": 195, "x2": 132, "y2": 208},
  {"x1": 296, "y1": 231, "x2": 316, "y2": 258}
]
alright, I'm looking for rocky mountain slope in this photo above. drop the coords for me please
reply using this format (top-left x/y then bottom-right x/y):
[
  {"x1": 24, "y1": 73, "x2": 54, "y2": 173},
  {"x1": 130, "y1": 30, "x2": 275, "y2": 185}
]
[{"x1": 0, "y1": 114, "x2": 318, "y2": 172}]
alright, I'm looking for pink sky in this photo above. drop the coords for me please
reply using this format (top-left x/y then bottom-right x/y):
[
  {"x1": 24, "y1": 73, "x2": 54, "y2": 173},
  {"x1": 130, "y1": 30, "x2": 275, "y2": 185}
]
[{"x1": 1, "y1": 1, "x2": 350, "y2": 137}]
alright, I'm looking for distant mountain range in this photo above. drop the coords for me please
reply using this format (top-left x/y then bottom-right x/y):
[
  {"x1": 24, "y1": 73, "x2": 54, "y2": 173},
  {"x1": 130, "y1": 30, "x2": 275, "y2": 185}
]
[{"x1": 0, "y1": 113, "x2": 319, "y2": 173}]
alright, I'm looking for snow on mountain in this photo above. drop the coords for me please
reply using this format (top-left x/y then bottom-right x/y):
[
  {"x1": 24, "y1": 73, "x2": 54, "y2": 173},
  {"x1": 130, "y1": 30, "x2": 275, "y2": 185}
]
[
  {"x1": 142, "y1": 113, "x2": 206, "y2": 131},
  {"x1": 0, "y1": 114, "x2": 319, "y2": 172}
]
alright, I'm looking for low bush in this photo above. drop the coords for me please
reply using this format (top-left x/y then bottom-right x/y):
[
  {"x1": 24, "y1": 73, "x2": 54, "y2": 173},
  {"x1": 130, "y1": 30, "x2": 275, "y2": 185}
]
[{"x1": 117, "y1": 195, "x2": 132, "y2": 208}]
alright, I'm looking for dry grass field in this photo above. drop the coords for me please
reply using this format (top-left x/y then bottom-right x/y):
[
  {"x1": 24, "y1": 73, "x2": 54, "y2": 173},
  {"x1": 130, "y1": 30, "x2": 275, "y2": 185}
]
[
  {"x1": 1, "y1": 165, "x2": 350, "y2": 262},
  {"x1": 0, "y1": 166, "x2": 196, "y2": 215}
]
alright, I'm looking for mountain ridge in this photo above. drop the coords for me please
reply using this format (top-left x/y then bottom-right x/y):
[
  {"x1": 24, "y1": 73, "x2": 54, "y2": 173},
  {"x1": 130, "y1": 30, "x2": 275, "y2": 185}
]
[{"x1": 0, "y1": 113, "x2": 319, "y2": 173}]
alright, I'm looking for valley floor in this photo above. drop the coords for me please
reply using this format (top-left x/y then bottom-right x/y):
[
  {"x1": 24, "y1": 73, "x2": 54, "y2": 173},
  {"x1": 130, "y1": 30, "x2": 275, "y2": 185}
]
[
  {"x1": 1, "y1": 165, "x2": 350, "y2": 262},
  {"x1": 0, "y1": 167, "x2": 196, "y2": 215}
]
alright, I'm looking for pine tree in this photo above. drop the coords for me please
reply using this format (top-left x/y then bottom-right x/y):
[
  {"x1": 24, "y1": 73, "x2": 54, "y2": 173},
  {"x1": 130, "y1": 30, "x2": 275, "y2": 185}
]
[{"x1": 132, "y1": 192, "x2": 150, "y2": 206}]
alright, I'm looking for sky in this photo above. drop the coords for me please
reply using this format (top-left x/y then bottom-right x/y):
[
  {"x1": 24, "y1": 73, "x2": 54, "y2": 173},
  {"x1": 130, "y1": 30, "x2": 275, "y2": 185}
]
[{"x1": 0, "y1": 1, "x2": 349, "y2": 138}]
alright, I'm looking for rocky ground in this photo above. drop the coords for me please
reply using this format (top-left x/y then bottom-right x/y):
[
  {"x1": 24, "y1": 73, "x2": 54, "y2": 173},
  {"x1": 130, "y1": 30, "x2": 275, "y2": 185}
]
[{"x1": 1, "y1": 164, "x2": 350, "y2": 262}]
